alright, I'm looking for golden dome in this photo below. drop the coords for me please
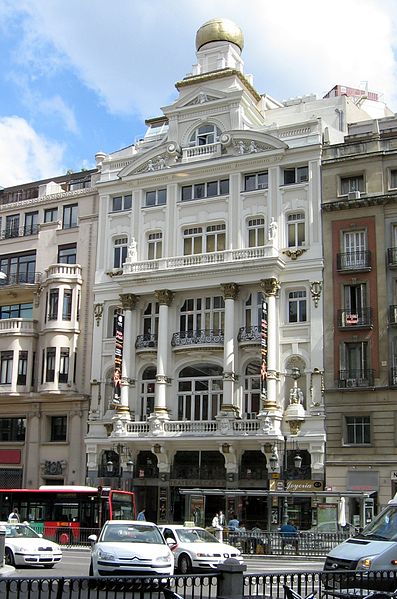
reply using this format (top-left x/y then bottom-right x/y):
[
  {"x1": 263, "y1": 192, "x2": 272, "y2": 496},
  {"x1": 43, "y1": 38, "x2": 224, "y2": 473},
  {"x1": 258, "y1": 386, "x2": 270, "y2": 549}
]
[{"x1": 195, "y1": 18, "x2": 244, "y2": 52}]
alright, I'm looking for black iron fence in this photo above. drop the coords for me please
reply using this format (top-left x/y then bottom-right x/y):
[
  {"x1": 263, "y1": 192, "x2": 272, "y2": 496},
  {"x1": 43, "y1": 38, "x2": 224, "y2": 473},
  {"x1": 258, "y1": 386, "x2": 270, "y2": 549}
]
[{"x1": 1, "y1": 569, "x2": 397, "y2": 599}]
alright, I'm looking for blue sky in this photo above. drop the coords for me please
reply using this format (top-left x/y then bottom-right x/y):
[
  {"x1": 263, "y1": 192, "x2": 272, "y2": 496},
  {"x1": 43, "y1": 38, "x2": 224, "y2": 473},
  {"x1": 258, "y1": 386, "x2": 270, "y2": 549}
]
[{"x1": 1, "y1": 0, "x2": 397, "y2": 187}]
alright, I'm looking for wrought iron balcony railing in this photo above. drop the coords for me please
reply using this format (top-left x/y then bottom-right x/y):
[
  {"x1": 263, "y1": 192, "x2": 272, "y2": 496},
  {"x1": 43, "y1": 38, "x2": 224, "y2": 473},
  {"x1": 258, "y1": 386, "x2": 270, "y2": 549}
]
[
  {"x1": 171, "y1": 329, "x2": 224, "y2": 347},
  {"x1": 135, "y1": 334, "x2": 158, "y2": 349},
  {"x1": 237, "y1": 325, "x2": 261, "y2": 342},
  {"x1": 0, "y1": 272, "x2": 41, "y2": 286},
  {"x1": 338, "y1": 369, "x2": 375, "y2": 388},
  {"x1": 387, "y1": 247, "x2": 397, "y2": 266},
  {"x1": 336, "y1": 251, "x2": 371, "y2": 271},
  {"x1": 0, "y1": 225, "x2": 39, "y2": 239},
  {"x1": 337, "y1": 308, "x2": 373, "y2": 328}
]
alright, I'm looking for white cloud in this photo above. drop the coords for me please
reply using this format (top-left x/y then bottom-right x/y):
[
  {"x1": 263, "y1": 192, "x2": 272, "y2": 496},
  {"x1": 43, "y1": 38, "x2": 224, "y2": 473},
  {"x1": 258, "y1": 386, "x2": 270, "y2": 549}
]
[
  {"x1": 10, "y1": 0, "x2": 397, "y2": 116},
  {"x1": 0, "y1": 116, "x2": 65, "y2": 186}
]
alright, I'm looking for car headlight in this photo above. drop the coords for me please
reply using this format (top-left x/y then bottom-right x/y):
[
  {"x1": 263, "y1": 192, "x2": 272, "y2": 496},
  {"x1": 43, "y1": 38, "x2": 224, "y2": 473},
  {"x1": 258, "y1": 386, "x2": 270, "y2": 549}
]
[
  {"x1": 12, "y1": 545, "x2": 28, "y2": 553},
  {"x1": 98, "y1": 548, "x2": 115, "y2": 561},
  {"x1": 357, "y1": 556, "x2": 376, "y2": 570},
  {"x1": 156, "y1": 554, "x2": 172, "y2": 563}
]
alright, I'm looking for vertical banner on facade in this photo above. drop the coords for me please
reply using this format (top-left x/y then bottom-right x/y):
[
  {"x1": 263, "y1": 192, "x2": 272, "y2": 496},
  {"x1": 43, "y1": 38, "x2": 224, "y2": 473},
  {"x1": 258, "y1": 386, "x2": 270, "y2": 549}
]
[
  {"x1": 113, "y1": 311, "x2": 124, "y2": 405},
  {"x1": 260, "y1": 298, "x2": 268, "y2": 398}
]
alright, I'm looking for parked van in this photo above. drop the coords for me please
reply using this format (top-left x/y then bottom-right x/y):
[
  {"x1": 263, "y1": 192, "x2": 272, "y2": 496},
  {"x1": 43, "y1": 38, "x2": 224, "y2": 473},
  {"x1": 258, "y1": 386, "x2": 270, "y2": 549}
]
[{"x1": 324, "y1": 496, "x2": 397, "y2": 588}]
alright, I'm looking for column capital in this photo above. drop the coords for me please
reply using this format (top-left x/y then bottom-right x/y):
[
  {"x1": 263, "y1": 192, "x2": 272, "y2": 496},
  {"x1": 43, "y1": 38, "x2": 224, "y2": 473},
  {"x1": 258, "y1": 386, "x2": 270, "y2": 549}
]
[
  {"x1": 221, "y1": 282, "x2": 239, "y2": 300},
  {"x1": 119, "y1": 293, "x2": 139, "y2": 310},
  {"x1": 260, "y1": 277, "x2": 280, "y2": 297},
  {"x1": 155, "y1": 289, "x2": 174, "y2": 306}
]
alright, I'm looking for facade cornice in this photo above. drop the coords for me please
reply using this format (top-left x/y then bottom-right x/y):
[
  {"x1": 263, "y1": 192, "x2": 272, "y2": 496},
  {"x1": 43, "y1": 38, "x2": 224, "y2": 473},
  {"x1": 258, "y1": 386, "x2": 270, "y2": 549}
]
[
  {"x1": 175, "y1": 68, "x2": 262, "y2": 102},
  {"x1": 322, "y1": 192, "x2": 397, "y2": 212},
  {"x1": 0, "y1": 186, "x2": 97, "y2": 213}
]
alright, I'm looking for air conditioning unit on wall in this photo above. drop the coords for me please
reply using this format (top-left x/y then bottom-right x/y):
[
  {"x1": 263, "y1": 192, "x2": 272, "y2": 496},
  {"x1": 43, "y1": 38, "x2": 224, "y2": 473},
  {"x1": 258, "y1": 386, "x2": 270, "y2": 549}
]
[{"x1": 348, "y1": 190, "x2": 361, "y2": 200}]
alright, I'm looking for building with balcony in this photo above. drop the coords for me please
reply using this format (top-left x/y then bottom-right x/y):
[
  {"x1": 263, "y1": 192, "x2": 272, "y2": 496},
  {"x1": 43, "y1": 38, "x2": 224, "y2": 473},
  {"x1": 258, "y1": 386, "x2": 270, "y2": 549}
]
[
  {"x1": 0, "y1": 170, "x2": 98, "y2": 488},
  {"x1": 86, "y1": 18, "x2": 393, "y2": 527},
  {"x1": 322, "y1": 115, "x2": 397, "y2": 515}
]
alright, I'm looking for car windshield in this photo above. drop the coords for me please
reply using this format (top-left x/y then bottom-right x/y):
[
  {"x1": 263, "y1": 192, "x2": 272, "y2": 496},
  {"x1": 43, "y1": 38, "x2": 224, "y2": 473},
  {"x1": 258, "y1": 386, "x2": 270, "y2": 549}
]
[
  {"x1": 4, "y1": 524, "x2": 40, "y2": 539},
  {"x1": 101, "y1": 524, "x2": 165, "y2": 544},
  {"x1": 176, "y1": 528, "x2": 218, "y2": 543},
  {"x1": 359, "y1": 506, "x2": 397, "y2": 541}
]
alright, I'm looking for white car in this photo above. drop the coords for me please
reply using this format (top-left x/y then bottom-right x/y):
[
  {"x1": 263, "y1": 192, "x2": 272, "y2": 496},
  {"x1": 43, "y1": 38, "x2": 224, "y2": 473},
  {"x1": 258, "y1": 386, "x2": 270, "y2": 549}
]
[
  {"x1": 88, "y1": 520, "x2": 174, "y2": 577},
  {"x1": 2, "y1": 522, "x2": 62, "y2": 568},
  {"x1": 159, "y1": 525, "x2": 243, "y2": 573}
]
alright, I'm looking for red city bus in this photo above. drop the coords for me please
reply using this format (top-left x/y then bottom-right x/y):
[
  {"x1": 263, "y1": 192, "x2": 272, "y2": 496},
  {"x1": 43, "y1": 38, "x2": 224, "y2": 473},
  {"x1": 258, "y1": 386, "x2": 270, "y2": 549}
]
[{"x1": 0, "y1": 485, "x2": 135, "y2": 544}]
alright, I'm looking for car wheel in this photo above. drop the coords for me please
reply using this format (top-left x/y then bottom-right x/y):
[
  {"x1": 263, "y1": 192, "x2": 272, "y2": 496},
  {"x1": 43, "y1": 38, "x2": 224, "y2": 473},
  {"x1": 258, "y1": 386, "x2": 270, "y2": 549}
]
[
  {"x1": 4, "y1": 547, "x2": 15, "y2": 567},
  {"x1": 89, "y1": 561, "x2": 94, "y2": 576},
  {"x1": 43, "y1": 564, "x2": 55, "y2": 569},
  {"x1": 178, "y1": 554, "x2": 192, "y2": 574}
]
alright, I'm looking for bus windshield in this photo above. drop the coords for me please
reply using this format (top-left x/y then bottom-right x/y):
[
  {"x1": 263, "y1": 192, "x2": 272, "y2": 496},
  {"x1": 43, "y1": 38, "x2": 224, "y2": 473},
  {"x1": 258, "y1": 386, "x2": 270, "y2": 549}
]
[{"x1": 110, "y1": 491, "x2": 134, "y2": 520}]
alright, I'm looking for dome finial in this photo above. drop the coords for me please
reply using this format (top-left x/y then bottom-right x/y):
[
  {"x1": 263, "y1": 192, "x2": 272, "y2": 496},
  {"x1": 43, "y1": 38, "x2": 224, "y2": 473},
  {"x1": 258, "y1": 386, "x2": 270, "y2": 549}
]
[{"x1": 195, "y1": 18, "x2": 244, "y2": 52}]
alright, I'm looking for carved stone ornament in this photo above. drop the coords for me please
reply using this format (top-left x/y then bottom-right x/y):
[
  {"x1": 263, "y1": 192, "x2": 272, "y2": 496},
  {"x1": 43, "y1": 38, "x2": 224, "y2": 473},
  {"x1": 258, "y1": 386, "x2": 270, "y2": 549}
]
[
  {"x1": 310, "y1": 281, "x2": 323, "y2": 308},
  {"x1": 260, "y1": 278, "x2": 280, "y2": 297},
  {"x1": 233, "y1": 140, "x2": 272, "y2": 155},
  {"x1": 94, "y1": 303, "x2": 103, "y2": 326},
  {"x1": 219, "y1": 419, "x2": 231, "y2": 435},
  {"x1": 155, "y1": 289, "x2": 174, "y2": 306},
  {"x1": 221, "y1": 282, "x2": 239, "y2": 300},
  {"x1": 283, "y1": 248, "x2": 307, "y2": 260},
  {"x1": 119, "y1": 293, "x2": 139, "y2": 311},
  {"x1": 137, "y1": 154, "x2": 171, "y2": 173},
  {"x1": 41, "y1": 460, "x2": 66, "y2": 476}
]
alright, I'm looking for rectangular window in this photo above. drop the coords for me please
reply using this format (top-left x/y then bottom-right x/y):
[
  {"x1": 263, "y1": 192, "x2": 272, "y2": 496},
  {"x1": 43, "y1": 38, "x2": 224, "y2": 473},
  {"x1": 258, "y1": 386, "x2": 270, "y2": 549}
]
[
  {"x1": 145, "y1": 189, "x2": 166, "y2": 207},
  {"x1": 5, "y1": 214, "x2": 20, "y2": 238},
  {"x1": 113, "y1": 237, "x2": 128, "y2": 268},
  {"x1": 345, "y1": 416, "x2": 370, "y2": 444},
  {"x1": 244, "y1": 172, "x2": 268, "y2": 191},
  {"x1": 340, "y1": 175, "x2": 364, "y2": 195},
  {"x1": 0, "y1": 303, "x2": 33, "y2": 319},
  {"x1": 68, "y1": 179, "x2": 90, "y2": 191},
  {"x1": 288, "y1": 290, "x2": 307, "y2": 323},
  {"x1": 58, "y1": 244, "x2": 77, "y2": 264},
  {"x1": 0, "y1": 352, "x2": 13, "y2": 384},
  {"x1": 206, "y1": 224, "x2": 225, "y2": 252},
  {"x1": 24, "y1": 211, "x2": 39, "y2": 236},
  {"x1": 44, "y1": 207, "x2": 58, "y2": 223},
  {"x1": 283, "y1": 166, "x2": 308, "y2": 185},
  {"x1": 48, "y1": 289, "x2": 59, "y2": 320},
  {"x1": 63, "y1": 204, "x2": 78, "y2": 229},
  {"x1": 181, "y1": 179, "x2": 229, "y2": 201},
  {"x1": 148, "y1": 232, "x2": 162, "y2": 260},
  {"x1": 59, "y1": 348, "x2": 69, "y2": 383},
  {"x1": 183, "y1": 227, "x2": 203, "y2": 255},
  {"x1": 111, "y1": 194, "x2": 132, "y2": 212},
  {"x1": 62, "y1": 289, "x2": 72, "y2": 320},
  {"x1": 46, "y1": 348, "x2": 56, "y2": 383},
  {"x1": 17, "y1": 351, "x2": 28, "y2": 385},
  {"x1": 287, "y1": 213, "x2": 305, "y2": 247},
  {"x1": 248, "y1": 217, "x2": 265, "y2": 247},
  {"x1": 0, "y1": 252, "x2": 36, "y2": 285},
  {"x1": 50, "y1": 416, "x2": 67, "y2": 442},
  {"x1": 391, "y1": 170, "x2": 397, "y2": 189},
  {"x1": 0, "y1": 418, "x2": 26, "y2": 441}
]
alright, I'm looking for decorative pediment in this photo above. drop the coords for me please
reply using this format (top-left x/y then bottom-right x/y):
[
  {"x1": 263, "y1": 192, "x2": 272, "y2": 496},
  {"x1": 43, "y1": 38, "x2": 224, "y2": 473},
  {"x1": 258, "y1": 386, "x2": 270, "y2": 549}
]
[
  {"x1": 220, "y1": 130, "x2": 288, "y2": 155},
  {"x1": 167, "y1": 87, "x2": 228, "y2": 111},
  {"x1": 118, "y1": 142, "x2": 181, "y2": 178}
]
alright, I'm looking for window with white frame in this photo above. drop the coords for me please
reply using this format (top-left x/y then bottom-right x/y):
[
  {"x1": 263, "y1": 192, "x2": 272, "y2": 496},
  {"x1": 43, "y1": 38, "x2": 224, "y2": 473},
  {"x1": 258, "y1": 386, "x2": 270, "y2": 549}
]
[
  {"x1": 188, "y1": 123, "x2": 221, "y2": 147},
  {"x1": 62, "y1": 289, "x2": 72, "y2": 320},
  {"x1": 5, "y1": 214, "x2": 20, "y2": 238},
  {"x1": 48, "y1": 289, "x2": 59, "y2": 321},
  {"x1": 244, "y1": 292, "x2": 262, "y2": 330},
  {"x1": 341, "y1": 341, "x2": 369, "y2": 381},
  {"x1": 342, "y1": 230, "x2": 367, "y2": 268},
  {"x1": 243, "y1": 361, "x2": 261, "y2": 417},
  {"x1": 183, "y1": 224, "x2": 226, "y2": 255},
  {"x1": 143, "y1": 302, "x2": 159, "y2": 336},
  {"x1": 283, "y1": 166, "x2": 308, "y2": 185},
  {"x1": 345, "y1": 415, "x2": 370, "y2": 445},
  {"x1": 0, "y1": 351, "x2": 13, "y2": 384},
  {"x1": 288, "y1": 290, "x2": 307, "y2": 323},
  {"x1": 177, "y1": 364, "x2": 223, "y2": 421},
  {"x1": 340, "y1": 175, "x2": 364, "y2": 195},
  {"x1": 111, "y1": 194, "x2": 132, "y2": 212},
  {"x1": 244, "y1": 172, "x2": 268, "y2": 191},
  {"x1": 248, "y1": 217, "x2": 265, "y2": 247},
  {"x1": 181, "y1": 179, "x2": 229, "y2": 201},
  {"x1": 113, "y1": 237, "x2": 128, "y2": 268},
  {"x1": 287, "y1": 212, "x2": 305, "y2": 247},
  {"x1": 179, "y1": 296, "x2": 224, "y2": 335},
  {"x1": 145, "y1": 189, "x2": 166, "y2": 207},
  {"x1": 140, "y1": 366, "x2": 156, "y2": 420},
  {"x1": 59, "y1": 348, "x2": 69, "y2": 383},
  {"x1": 147, "y1": 232, "x2": 162, "y2": 260}
]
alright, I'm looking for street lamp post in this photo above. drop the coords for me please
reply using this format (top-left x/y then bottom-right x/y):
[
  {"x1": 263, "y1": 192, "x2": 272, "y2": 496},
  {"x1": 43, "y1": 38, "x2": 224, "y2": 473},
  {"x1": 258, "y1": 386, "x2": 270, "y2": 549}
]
[{"x1": 269, "y1": 437, "x2": 303, "y2": 523}]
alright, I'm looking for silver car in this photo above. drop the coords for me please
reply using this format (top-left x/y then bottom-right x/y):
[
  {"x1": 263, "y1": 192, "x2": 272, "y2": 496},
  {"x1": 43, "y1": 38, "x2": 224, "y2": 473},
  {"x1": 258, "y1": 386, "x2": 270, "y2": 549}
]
[{"x1": 88, "y1": 520, "x2": 174, "y2": 577}]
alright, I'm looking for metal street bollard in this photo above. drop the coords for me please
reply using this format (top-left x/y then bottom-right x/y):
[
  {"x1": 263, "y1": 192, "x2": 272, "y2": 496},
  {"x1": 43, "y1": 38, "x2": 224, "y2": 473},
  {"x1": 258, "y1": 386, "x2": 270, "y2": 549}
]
[{"x1": 0, "y1": 526, "x2": 5, "y2": 568}]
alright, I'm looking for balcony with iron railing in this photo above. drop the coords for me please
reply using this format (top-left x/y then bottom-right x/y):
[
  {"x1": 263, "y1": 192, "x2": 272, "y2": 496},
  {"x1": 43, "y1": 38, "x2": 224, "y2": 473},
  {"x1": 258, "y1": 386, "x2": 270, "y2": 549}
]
[
  {"x1": 0, "y1": 272, "x2": 41, "y2": 286},
  {"x1": 336, "y1": 251, "x2": 371, "y2": 272},
  {"x1": 135, "y1": 333, "x2": 158, "y2": 350},
  {"x1": 237, "y1": 325, "x2": 261, "y2": 343},
  {"x1": 0, "y1": 225, "x2": 39, "y2": 240},
  {"x1": 171, "y1": 329, "x2": 224, "y2": 348},
  {"x1": 387, "y1": 247, "x2": 397, "y2": 267},
  {"x1": 337, "y1": 308, "x2": 373, "y2": 329},
  {"x1": 338, "y1": 369, "x2": 375, "y2": 388}
]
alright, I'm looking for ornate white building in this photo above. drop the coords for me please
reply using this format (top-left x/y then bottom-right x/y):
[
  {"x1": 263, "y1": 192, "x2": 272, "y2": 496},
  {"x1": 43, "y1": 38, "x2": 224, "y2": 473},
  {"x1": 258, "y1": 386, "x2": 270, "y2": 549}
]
[{"x1": 86, "y1": 18, "x2": 392, "y2": 526}]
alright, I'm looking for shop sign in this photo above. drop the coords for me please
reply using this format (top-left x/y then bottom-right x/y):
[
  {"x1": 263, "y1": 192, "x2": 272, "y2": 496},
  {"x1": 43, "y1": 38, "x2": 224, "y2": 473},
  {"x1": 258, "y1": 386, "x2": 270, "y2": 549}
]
[{"x1": 286, "y1": 480, "x2": 323, "y2": 492}]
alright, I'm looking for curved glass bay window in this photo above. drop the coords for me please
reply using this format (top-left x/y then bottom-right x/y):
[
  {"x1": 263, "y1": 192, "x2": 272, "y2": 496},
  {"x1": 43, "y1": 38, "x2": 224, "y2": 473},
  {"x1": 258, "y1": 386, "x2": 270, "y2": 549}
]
[{"x1": 178, "y1": 364, "x2": 223, "y2": 421}]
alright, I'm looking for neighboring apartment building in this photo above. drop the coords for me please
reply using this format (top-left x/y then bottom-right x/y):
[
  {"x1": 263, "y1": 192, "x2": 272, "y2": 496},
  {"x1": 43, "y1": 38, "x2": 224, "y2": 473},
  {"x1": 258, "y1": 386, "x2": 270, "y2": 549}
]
[
  {"x1": 85, "y1": 18, "x2": 393, "y2": 526},
  {"x1": 322, "y1": 115, "x2": 397, "y2": 519},
  {"x1": 0, "y1": 170, "x2": 98, "y2": 487}
]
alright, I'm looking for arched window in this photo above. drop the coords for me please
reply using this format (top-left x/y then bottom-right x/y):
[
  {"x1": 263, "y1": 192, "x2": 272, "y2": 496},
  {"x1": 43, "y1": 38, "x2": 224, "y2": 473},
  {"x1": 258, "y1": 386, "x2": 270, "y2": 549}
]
[
  {"x1": 189, "y1": 124, "x2": 221, "y2": 147},
  {"x1": 140, "y1": 366, "x2": 156, "y2": 420},
  {"x1": 178, "y1": 364, "x2": 223, "y2": 421},
  {"x1": 243, "y1": 361, "x2": 261, "y2": 417}
]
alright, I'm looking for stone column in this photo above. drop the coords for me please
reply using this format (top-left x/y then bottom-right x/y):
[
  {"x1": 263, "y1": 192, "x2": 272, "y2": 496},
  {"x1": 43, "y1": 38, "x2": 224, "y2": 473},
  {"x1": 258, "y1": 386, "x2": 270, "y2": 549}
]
[
  {"x1": 153, "y1": 289, "x2": 174, "y2": 419},
  {"x1": 260, "y1": 278, "x2": 280, "y2": 411},
  {"x1": 116, "y1": 293, "x2": 139, "y2": 420},
  {"x1": 219, "y1": 283, "x2": 239, "y2": 416}
]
